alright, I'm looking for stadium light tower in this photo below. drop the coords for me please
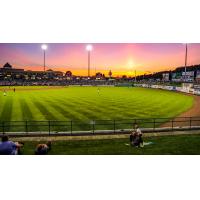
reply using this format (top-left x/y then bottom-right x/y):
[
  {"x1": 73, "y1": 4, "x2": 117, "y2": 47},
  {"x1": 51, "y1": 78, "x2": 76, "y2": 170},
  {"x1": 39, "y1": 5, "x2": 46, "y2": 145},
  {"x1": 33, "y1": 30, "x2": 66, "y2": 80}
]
[
  {"x1": 134, "y1": 70, "x2": 137, "y2": 82},
  {"x1": 184, "y1": 43, "x2": 188, "y2": 82},
  {"x1": 86, "y1": 44, "x2": 93, "y2": 77},
  {"x1": 41, "y1": 44, "x2": 48, "y2": 71}
]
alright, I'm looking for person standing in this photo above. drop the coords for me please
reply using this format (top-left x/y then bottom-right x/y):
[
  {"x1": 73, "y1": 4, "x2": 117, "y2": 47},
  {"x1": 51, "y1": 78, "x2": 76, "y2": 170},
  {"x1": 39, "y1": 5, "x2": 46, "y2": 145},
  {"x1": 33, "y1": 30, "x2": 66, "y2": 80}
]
[{"x1": 3, "y1": 89, "x2": 6, "y2": 96}]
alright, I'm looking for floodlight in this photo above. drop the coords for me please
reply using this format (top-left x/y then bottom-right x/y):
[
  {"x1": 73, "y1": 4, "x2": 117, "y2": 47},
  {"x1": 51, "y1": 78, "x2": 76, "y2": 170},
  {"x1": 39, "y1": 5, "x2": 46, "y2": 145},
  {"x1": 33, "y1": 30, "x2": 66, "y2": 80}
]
[
  {"x1": 41, "y1": 44, "x2": 48, "y2": 50},
  {"x1": 86, "y1": 44, "x2": 93, "y2": 51}
]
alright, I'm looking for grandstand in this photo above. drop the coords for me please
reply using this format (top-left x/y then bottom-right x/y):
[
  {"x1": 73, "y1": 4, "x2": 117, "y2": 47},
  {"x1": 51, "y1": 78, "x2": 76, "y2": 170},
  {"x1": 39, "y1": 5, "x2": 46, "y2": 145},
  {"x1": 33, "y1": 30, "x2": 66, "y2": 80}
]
[{"x1": 1, "y1": 62, "x2": 200, "y2": 86}]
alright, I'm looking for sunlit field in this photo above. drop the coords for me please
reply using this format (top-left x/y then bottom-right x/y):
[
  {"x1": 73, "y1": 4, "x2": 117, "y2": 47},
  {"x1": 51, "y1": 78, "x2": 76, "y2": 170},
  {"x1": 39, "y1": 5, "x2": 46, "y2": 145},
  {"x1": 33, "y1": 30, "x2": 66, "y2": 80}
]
[{"x1": 0, "y1": 86, "x2": 194, "y2": 132}]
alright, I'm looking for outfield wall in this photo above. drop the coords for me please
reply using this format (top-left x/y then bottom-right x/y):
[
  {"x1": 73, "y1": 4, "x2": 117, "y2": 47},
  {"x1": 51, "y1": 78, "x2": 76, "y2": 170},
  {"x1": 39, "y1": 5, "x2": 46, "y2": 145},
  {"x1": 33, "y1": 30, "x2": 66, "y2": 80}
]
[
  {"x1": 134, "y1": 83, "x2": 200, "y2": 95},
  {"x1": 68, "y1": 85, "x2": 115, "y2": 87}
]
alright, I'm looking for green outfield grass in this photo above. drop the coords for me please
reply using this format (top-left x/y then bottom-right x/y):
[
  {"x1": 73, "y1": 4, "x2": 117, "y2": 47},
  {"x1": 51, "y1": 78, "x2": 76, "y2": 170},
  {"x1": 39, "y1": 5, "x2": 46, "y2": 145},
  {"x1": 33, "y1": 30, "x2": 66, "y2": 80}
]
[{"x1": 0, "y1": 86, "x2": 194, "y2": 131}]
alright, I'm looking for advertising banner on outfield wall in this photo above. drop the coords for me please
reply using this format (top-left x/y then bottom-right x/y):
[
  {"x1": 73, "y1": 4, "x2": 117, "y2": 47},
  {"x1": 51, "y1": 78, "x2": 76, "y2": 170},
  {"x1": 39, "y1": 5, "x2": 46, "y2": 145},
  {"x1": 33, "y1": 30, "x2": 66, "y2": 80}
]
[
  {"x1": 194, "y1": 84, "x2": 200, "y2": 95},
  {"x1": 135, "y1": 83, "x2": 200, "y2": 95},
  {"x1": 163, "y1": 86, "x2": 175, "y2": 90}
]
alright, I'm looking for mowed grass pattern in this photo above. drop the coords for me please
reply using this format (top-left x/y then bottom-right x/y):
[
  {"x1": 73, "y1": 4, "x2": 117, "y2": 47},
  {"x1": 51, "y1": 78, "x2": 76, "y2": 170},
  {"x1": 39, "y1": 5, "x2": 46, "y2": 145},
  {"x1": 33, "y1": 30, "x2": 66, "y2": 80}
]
[{"x1": 0, "y1": 86, "x2": 194, "y2": 131}]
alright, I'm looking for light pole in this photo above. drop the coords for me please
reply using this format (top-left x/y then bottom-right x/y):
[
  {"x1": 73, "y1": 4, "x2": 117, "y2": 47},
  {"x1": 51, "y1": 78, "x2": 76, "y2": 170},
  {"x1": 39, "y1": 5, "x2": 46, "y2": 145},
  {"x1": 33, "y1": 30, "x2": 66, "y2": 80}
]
[
  {"x1": 184, "y1": 43, "x2": 188, "y2": 82},
  {"x1": 134, "y1": 70, "x2": 137, "y2": 82},
  {"x1": 86, "y1": 44, "x2": 93, "y2": 77},
  {"x1": 41, "y1": 44, "x2": 48, "y2": 72}
]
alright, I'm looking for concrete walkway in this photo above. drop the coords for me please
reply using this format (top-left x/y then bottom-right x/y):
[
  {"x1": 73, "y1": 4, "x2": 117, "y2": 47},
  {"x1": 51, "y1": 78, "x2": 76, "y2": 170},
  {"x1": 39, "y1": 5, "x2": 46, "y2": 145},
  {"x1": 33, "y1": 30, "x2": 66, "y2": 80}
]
[{"x1": 10, "y1": 129, "x2": 200, "y2": 142}]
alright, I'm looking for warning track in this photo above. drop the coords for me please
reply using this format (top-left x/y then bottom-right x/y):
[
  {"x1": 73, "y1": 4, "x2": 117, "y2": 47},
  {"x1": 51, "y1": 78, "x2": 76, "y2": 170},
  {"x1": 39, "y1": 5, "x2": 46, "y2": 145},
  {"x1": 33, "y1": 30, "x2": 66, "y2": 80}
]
[{"x1": 161, "y1": 93, "x2": 200, "y2": 127}]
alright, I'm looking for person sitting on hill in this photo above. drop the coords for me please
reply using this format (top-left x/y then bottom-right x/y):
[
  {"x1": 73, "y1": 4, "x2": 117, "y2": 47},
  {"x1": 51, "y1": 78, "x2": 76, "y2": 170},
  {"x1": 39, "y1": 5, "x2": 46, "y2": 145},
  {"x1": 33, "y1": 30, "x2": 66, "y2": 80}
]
[
  {"x1": 0, "y1": 135, "x2": 24, "y2": 155},
  {"x1": 35, "y1": 141, "x2": 52, "y2": 155},
  {"x1": 134, "y1": 124, "x2": 144, "y2": 147},
  {"x1": 130, "y1": 131, "x2": 137, "y2": 145},
  {"x1": 130, "y1": 124, "x2": 144, "y2": 147}
]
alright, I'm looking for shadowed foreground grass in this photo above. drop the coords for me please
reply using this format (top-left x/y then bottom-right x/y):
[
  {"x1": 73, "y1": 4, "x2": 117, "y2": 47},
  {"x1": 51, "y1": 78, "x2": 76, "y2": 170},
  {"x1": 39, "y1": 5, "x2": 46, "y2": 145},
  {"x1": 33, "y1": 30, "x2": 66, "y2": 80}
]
[{"x1": 20, "y1": 134, "x2": 200, "y2": 155}]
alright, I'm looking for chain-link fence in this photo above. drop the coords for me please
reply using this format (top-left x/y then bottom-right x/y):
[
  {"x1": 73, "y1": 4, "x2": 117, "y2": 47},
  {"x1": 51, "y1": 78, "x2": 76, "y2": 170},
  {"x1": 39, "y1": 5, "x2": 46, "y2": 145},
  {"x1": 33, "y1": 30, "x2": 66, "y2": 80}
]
[{"x1": 0, "y1": 117, "x2": 200, "y2": 136}]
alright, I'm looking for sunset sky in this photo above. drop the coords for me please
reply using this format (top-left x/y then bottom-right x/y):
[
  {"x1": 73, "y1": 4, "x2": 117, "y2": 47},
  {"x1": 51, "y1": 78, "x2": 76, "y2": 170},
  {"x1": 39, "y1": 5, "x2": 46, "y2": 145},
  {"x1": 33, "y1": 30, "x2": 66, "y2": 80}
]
[{"x1": 0, "y1": 43, "x2": 200, "y2": 76}]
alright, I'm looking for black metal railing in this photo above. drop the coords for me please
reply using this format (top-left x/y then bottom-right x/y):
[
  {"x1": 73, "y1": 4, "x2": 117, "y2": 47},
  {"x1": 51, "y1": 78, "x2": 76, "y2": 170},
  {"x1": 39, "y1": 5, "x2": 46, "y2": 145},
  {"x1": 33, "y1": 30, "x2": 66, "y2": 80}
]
[{"x1": 0, "y1": 116, "x2": 200, "y2": 136}]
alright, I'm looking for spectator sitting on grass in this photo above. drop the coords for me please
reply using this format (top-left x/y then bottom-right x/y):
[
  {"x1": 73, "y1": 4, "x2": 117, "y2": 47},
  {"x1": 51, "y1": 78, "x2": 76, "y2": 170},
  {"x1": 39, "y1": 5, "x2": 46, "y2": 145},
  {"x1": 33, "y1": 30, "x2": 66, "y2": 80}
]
[
  {"x1": 130, "y1": 130, "x2": 137, "y2": 145},
  {"x1": 0, "y1": 135, "x2": 24, "y2": 155},
  {"x1": 130, "y1": 124, "x2": 144, "y2": 147},
  {"x1": 35, "y1": 141, "x2": 52, "y2": 155},
  {"x1": 134, "y1": 124, "x2": 144, "y2": 147}
]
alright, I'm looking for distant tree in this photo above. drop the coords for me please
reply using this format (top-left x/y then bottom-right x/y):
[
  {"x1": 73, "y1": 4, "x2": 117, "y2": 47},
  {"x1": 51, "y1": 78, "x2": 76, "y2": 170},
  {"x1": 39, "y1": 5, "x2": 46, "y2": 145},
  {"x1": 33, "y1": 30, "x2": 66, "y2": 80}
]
[
  {"x1": 65, "y1": 71, "x2": 72, "y2": 77},
  {"x1": 122, "y1": 75, "x2": 127, "y2": 79},
  {"x1": 95, "y1": 72, "x2": 103, "y2": 78},
  {"x1": 108, "y1": 70, "x2": 112, "y2": 78}
]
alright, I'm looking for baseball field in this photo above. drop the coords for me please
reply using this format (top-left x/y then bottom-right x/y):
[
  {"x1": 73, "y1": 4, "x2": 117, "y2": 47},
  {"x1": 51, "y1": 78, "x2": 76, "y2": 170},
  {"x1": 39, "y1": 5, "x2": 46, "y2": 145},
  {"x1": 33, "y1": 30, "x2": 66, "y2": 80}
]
[
  {"x1": 0, "y1": 86, "x2": 194, "y2": 119},
  {"x1": 0, "y1": 86, "x2": 194, "y2": 131}
]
